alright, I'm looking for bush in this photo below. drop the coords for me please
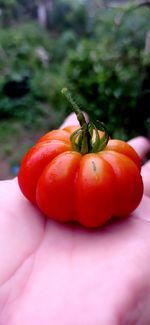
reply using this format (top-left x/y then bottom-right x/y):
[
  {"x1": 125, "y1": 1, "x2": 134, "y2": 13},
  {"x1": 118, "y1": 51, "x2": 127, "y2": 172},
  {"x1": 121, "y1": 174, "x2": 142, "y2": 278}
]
[
  {"x1": 57, "y1": 7, "x2": 150, "y2": 139},
  {"x1": 0, "y1": 23, "x2": 57, "y2": 124},
  {"x1": 47, "y1": 0, "x2": 92, "y2": 37},
  {"x1": 0, "y1": 22, "x2": 81, "y2": 126},
  {"x1": 0, "y1": 7, "x2": 149, "y2": 140}
]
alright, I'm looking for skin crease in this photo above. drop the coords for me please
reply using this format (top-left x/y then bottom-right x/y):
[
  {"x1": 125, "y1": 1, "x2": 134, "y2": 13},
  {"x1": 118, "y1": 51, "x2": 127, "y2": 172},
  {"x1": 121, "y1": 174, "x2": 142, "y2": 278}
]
[{"x1": 0, "y1": 113, "x2": 150, "y2": 325}]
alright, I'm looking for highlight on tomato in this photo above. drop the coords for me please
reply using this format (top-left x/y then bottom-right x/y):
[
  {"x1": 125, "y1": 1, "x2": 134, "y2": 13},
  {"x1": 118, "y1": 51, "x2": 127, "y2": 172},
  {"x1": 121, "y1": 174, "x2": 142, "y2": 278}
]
[{"x1": 18, "y1": 88, "x2": 143, "y2": 228}]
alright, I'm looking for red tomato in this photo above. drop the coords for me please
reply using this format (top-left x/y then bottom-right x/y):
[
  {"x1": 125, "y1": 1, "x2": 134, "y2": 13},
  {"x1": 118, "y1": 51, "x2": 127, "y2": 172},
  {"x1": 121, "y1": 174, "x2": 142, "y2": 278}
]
[
  {"x1": 18, "y1": 88, "x2": 143, "y2": 228},
  {"x1": 18, "y1": 123, "x2": 143, "y2": 228}
]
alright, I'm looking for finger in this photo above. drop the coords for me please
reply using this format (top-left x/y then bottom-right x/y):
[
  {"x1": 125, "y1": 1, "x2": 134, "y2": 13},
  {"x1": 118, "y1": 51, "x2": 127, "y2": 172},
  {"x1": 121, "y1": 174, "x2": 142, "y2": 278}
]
[
  {"x1": 128, "y1": 137, "x2": 150, "y2": 160},
  {"x1": 60, "y1": 112, "x2": 89, "y2": 129},
  {"x1": 141, "y1": 161, "x2": 150, "y2": 197},
  {"x1": 0, "y1": 179, "x2": 45, "y2": 285},
  {"x1": 132, "y1": 195, "x2": 150, "y2": 222}
]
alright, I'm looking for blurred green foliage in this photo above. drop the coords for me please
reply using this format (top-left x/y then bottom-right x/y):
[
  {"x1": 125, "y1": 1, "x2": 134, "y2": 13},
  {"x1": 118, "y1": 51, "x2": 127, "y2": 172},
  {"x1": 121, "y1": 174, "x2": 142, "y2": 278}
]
[
  {"x1": 0, "y1": 19, "x2": 80, "y2": 127},
  {"x1": 51, "y1": 6, "x2": 150, "y2": 139},
  {"x1": 0, "y1": 2, "x2": 149, "y2": 141},
  {"x1": 47, "y1": 0, "x2": 92, "y2": 37},
  {"x1": 0, "y1": 23, "x2": 58, "y2": 125}
]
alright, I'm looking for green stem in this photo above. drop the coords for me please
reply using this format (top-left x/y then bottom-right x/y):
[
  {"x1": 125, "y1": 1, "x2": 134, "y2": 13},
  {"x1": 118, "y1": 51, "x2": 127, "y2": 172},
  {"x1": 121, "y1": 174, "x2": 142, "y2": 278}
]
[
  {"x1": 61, "y1": 88, "x2": 86, "y2": 127},
  {"x1": 61, "y1": 88, "x2": 109, "y2": 154}
]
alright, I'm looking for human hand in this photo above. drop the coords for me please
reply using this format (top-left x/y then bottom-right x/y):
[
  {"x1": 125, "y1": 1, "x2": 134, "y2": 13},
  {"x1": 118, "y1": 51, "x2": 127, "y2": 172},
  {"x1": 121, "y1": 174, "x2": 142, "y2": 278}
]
[{"x1": 0, "y1": 114, "x2": 150, "y2": 325}]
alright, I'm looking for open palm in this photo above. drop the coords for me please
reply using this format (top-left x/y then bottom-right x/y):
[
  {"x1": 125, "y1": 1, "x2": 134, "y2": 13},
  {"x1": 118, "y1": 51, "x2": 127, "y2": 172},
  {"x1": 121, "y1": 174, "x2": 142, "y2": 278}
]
[{"x1": 0, "y1": 115, "x2": 150, "y2": 325}]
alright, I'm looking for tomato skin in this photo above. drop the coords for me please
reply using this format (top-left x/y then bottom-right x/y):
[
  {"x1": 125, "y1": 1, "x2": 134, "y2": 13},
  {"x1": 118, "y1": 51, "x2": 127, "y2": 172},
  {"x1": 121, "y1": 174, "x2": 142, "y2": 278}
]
[
  {"x1": 100, "y1": 151, "x2": 143, "y2": 217},
  {"x1": 18, "y1": 140, "x2": 71, "y2": 203},
  {"x1": 36, "y1": 151, "x2": 81, "y2": 222},
  {"x1": 18, "y1": 125, "x2": 143, "y2": 228},
  {"x1": 74, "y1": 154, "x2": 118, "y2": 228},
  {"x1": 106, "y1": 139, "x2": 141, "y2": 170}
]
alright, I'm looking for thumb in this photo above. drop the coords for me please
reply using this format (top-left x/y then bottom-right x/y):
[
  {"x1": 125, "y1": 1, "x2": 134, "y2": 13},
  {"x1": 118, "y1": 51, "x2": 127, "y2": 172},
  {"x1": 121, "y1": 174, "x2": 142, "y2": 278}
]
[
  {"x1": 128, "y1": 136, "x2": 150, "y2": 161},
  {"x1": 141, "y1": 161, "x2": 150, "y2": 198}
]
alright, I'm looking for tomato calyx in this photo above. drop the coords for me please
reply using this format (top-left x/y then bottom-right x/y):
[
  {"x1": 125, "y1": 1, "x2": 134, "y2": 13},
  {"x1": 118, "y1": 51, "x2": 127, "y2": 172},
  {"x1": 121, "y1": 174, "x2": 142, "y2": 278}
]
[{"x1": 61, "y1": 88, "x2": 109, "y2": 155}]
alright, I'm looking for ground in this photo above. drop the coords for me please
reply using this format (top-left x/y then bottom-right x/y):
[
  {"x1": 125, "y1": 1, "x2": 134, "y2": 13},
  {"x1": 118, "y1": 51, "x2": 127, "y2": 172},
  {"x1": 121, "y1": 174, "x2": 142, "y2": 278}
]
[
  {"x1": 0, "y1": 122, "x2": 44, "y2": 180},
  {"x1": 0, "y1": 108, "x2": 59, "y2": 180}
]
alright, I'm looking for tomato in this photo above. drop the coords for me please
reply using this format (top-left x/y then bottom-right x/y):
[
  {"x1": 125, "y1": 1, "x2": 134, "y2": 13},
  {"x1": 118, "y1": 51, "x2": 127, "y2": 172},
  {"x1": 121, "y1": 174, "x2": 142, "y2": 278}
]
[{"x1": 18, "y1": 89, "x2": 143, "y2": 228}]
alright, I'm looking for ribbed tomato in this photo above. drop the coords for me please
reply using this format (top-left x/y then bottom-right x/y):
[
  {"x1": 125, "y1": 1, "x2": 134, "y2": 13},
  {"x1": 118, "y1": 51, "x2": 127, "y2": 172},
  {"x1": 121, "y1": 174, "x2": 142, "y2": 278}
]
[{"x1": 18, "y1": 89, "x2": 143, "y2": 228}]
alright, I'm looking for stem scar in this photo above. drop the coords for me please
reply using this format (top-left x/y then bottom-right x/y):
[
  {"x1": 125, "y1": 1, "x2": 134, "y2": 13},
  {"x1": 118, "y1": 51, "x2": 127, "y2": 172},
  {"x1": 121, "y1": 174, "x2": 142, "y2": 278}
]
[{"x1": 92, "y1": 160, "x2": 97, "y2": 173}]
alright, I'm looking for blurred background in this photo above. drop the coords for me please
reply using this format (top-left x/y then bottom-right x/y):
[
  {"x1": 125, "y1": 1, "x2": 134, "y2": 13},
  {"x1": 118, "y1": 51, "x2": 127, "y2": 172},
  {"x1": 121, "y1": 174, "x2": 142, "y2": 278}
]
[{"x1": 0, "y1": 0, "x2": 149, "y2": 179}]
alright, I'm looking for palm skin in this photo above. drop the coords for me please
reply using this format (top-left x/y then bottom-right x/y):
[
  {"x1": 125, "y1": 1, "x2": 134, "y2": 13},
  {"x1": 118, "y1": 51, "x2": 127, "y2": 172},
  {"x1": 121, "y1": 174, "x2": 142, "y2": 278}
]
[{"x1": 0, "y1": 114, "x2": 150, "y2": 325}]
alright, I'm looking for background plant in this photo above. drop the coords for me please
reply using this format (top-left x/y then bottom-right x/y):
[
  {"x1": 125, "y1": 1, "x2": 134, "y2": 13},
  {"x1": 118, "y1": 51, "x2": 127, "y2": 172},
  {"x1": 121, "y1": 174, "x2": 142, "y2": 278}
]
[{"x1": 0, "y1": 0, "x2": 149, "y2": 178}]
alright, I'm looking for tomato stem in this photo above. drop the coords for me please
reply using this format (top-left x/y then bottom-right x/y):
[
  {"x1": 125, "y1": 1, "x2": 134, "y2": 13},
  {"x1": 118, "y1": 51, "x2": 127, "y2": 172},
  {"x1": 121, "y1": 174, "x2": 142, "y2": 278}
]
[
  {"x1": 61, "y1": 88, "x2": 109, "y2": 154},
  {"x1": 61, "y1": 88, "x2": 86, "y2": 127}
]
